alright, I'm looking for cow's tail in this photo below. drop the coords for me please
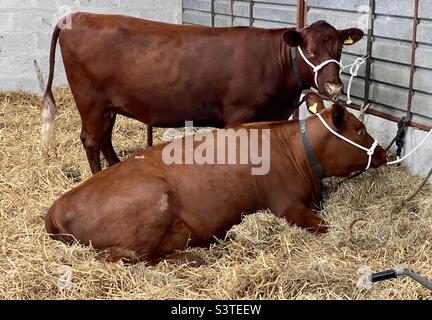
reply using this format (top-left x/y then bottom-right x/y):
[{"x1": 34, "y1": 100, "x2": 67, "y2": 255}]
[{"x1": 41, "y1": 25, "x2": 61, "y2": 150}]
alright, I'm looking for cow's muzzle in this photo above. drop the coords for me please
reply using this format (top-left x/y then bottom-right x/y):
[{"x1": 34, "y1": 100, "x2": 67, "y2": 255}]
[{"x1": 324, "y1": 82, "x2": 344, "y2": 97}]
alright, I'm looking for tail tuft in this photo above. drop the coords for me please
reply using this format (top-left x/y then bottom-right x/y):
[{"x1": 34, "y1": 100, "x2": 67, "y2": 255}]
[
  {"x1": 41, "y1": 24, "x2": 61, "y2": 152},
  {"x1": 41, "y1": 93, "x2": 57, "y2": 150}
]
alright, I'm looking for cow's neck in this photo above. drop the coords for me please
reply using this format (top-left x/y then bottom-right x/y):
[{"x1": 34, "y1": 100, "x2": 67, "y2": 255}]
[
  {"x1": 271, "y1": 121, "x2": 323, "y2": 209},
  {"x1": 282, "y1": 42, "x2": 314, "y2": 94}
]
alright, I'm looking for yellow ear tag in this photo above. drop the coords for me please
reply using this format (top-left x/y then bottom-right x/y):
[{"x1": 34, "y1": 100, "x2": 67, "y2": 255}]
[
  {"x1": 308, "y1": 103, "x2": 318, "y2": 114},
  {"x1": 344, "y1": 36, "x2": 354, "y2": 45}
]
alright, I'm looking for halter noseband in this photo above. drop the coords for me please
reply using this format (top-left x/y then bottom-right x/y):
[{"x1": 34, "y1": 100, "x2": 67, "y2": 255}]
[
  {"x1": 316, "y1": 113, "x2": 378, "y2": 170},
  {"x1": 300, "y1": 113, "x2": 379, "y2": 176},
  {"x1": 297, "y1": 46, "x2": 342, "y2": 89}
]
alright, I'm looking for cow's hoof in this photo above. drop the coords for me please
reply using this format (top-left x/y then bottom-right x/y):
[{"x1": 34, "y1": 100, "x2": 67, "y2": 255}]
[{"x1": 314, "y1": 223, "x2": 328, "y2": 234}]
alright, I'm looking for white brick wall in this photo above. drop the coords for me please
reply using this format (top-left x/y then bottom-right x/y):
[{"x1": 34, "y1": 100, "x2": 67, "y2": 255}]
[{"x1": 0, "y1": 0, "x2": 182, "y2": 93}]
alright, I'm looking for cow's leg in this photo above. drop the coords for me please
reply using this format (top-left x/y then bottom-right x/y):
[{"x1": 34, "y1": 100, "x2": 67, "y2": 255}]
[
  {"x1": 223, "y1": 106, "x2": 256, "y2": 127},
  {"x1": 80, "y1": 110, "x2": 106, "y2": 174},
  {"x1": 283, "y1": 207, "x2": 328, "y2": 234},
  {"x1": 145, "y1": 216, "x2": 209, "y2": 266},
  {"x1": 101, "y1": 112, "x2": 120, "y2": 166},
  {"x1": 147, "y1": 125, "x2": 153, "y2": 148}
]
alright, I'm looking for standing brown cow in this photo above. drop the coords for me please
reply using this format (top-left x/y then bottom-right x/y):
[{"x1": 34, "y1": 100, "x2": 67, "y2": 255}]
[
  {"x1": 45, "y1": 93, "x2": 387, "y2": 265},
  {"x1": 41, "y1": 13, "x2": 364, "y2": 174}
]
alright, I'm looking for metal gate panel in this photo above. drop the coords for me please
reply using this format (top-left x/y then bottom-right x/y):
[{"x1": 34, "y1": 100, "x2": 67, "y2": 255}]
[
  {"x1": 372, "y1": 0, "x2": 432, "y2": 126},
  {"x1": 183, "y1": 1, "x2": 297, "y2": 28},
  {"x1": 182, "y1": 0, "x2": 432, "y2": 127},
  {"x1": 183, "y1": 0, "x2": 212, "y2": 26},
  {"x1": 307, "y1": 0, "x2": 432, "y2": 127}
]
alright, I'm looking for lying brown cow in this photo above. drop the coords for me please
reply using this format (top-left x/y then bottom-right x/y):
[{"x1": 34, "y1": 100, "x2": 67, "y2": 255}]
[
  {"x1": 45, "y1": 93, "x2": 387, "y2": 265},
  {"x1": 41, "y1": 12, "x2": 364, "y2": 174}
]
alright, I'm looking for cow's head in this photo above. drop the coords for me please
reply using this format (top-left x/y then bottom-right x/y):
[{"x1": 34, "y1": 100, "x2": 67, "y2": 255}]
[
  {"x1": 305, "y1": 93, "x2": 387, "y2": 177},
  {"x1": 283, "y1": 20, "x2": 364, "y2": 97}
]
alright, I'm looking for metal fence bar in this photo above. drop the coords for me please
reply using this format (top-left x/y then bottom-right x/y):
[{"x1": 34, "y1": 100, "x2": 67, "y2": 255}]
[
  {"x1": 347, "y1": 102, "x2": 431, "y2": 132},
  {"x1": 249, "y1": 0, "x2": 254, "y2": 27},
  {"x1": 406, "y1": 0, "x2": 419, "y2": 115},
  {"x1": 363, "y1": 0, "x2": 375, "y2": 105},
  {"x1": 231, "y1": 0, "x2": 234, "y2": 27},
  {"x1": 211, "y1": 0, "x2": 215, "y2": 27},
  {"x1": 296, "y1": 0, "x2": 306, "y2": 29},
  {"x1": 181, "y1": 0, "x2": 184, "y2": 24}
]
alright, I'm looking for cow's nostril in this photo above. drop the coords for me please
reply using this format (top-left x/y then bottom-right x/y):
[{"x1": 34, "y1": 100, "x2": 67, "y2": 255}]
[{"x1": 325, "y1": 82, "x2": 343, "y2": 96}]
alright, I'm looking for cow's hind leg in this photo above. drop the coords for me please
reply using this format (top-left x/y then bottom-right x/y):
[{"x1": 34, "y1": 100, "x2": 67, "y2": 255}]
[
  {"x1": 80, "y1": 108, "x2": 106, "y2": 174},
  {"x1": 101, "y1": 112, "x2": 120, "y2": 166}
]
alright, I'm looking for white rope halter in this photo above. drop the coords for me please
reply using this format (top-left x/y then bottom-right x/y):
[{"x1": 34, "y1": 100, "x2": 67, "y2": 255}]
[
  {"x1": 298, "y1": 46, "x2": 342, "y2": 89},
  {"x1": 343, "y1": 56, "x2": 368, "y2": 104},
  {"x1": 298, "y1": 46, "x2": 368, "y2": 102},
  {"x1": 316, "y1": 113, "x2": 378, "y2": 170}
]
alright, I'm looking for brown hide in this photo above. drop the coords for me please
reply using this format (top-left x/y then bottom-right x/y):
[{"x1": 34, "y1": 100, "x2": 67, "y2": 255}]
[
  {"x1": 45, "y1": 102, "x2": 386, "y2": 265},
  {"x1": 42, "y1": 13, "x2": 364, "y2": 173}
]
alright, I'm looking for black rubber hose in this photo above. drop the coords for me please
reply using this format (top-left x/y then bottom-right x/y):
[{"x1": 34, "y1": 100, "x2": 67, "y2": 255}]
[{"x1": 370, "y1": 269, "x2": 397, "y2": 282}]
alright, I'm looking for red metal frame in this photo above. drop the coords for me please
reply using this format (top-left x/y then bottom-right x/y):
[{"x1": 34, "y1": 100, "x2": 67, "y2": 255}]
[
  {"x1": 406, "y1": 0, "x2": 419, "y2": 115},
  {"x1": 344, "y1": 102, "x2": 431, "y2": 132}
]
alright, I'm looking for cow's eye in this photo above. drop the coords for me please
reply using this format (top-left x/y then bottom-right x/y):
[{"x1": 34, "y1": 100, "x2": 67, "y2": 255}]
[
  {"x1": 306, "y1": 49, "x2": 312, "y2": 56},
  {"x1": 357, "y1": 128, "x2": 365, "y2": 136}
]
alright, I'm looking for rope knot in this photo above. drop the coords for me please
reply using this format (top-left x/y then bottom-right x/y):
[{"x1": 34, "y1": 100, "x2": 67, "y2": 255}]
[{"x1": 367, "y1": 140, "x2": 378, "y2": 156}]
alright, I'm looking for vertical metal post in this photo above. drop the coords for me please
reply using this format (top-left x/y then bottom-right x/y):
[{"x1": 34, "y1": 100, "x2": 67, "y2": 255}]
[
  {"x1": 231, "y1": 0, "x2": 234, "y2": 27},
  {"x1": 296, "y1": 0, "x2": 306, "y2": 29},
  {"x1": 249, "y1": 0, "x2": 254, "y2": 27},
  {"x1": 406, "y1": 0, "x2": 419, "y2": 115},
  {"x1": 303, "y1": 0, "x2": 308, "y2": 26},
  {"x1": 293, "y1": 0, "x2": 307, "y2": 120},
  {"x1": 363, "y1": 0, "x2": 375, "y2": 105},
  {"x1": 181, "y1": 0, "x2": 184, "y2": 24},
  {"x1": 211, "y1": 0, "x2": 215, "y2": 27}
]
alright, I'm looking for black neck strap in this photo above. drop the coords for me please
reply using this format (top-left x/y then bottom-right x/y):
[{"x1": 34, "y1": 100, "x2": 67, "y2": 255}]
[
  {"x1": 290, "y1": 46, "x2": 304, "y2": 89},
  {"x1": 299, "y1": 119, "x2": 326, "y2": 181}
]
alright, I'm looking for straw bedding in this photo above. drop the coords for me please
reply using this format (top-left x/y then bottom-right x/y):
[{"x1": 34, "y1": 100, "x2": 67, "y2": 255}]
[{"x1": 0, "y1": 87, "x2": 431, "y2": 299}]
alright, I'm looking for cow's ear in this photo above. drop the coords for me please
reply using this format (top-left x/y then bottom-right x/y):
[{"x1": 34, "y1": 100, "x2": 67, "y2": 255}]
[
  {"x1": 331, "y1": 103, "x2": 346, "y2": 128},
  {"x1": 338, "y1": 28, "x2": 364, "y2": 45},
  {"x1": 282, "y1": 29, "x2": 302, "y2": 47},
  {"x1": 305, "y1": 92, "x2": 325, "y2": 115}
]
